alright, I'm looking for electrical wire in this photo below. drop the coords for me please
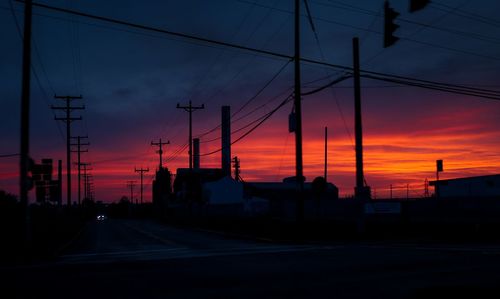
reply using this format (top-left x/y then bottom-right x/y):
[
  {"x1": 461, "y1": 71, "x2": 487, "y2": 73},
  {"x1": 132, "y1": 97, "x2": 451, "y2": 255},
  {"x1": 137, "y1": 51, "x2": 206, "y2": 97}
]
[
  {"x1": 200, "y1": 93, "x2": 293, "y2": 157},
  {"x1": 8, "y1": 0, "x2": 66, "y2": 144},
  {"x1": 21, "y1": 1, "x2": 500, "y2": 99},
  {"x1": 237, "y1": 0, "x2": 500, "y2": 61}
]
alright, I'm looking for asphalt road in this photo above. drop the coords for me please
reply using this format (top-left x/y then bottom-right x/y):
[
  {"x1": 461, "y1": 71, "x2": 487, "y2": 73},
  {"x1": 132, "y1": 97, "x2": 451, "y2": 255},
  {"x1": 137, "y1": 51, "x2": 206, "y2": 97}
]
[{"x1": 2, "y1": 218, "x2": 500, "y2": 298}]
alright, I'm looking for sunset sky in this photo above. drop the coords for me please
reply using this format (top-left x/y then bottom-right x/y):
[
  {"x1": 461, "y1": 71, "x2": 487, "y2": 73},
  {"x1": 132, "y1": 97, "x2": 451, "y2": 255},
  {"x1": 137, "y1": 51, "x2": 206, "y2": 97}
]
[{"x1": 1, "y1": 0, "x2": 499, "y2": 202}]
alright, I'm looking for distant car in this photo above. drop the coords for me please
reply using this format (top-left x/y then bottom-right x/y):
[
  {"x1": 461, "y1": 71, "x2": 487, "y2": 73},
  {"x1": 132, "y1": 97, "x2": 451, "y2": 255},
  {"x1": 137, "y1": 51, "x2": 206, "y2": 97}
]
[{"x1": 96, "y1": 214, "x2": 107, "y2": 221}]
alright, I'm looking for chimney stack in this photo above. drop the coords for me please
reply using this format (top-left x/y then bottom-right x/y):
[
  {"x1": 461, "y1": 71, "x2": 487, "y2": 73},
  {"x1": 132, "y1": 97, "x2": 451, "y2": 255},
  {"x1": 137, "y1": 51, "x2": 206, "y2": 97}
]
[
  {"x1": 221, "y1": 106, "x2": 231, "y2": 176},
  {"x1": 193, "y1": 138, "x2": 200, "y2": 170}
]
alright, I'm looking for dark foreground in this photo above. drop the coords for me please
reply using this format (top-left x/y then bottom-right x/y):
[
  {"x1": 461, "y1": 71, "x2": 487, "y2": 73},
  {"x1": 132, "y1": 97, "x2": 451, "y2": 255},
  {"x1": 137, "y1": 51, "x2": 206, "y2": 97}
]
[{"x1": 2, "y1": 218, "x2": 500, "y2": 298}]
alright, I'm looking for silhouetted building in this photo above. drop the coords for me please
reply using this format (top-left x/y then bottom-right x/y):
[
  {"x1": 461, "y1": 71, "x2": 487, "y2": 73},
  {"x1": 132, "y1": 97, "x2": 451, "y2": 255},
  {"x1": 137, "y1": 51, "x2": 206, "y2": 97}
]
[
  {"x1": 245, "y1": 176, "x2": 339, "y2": 220},
  {"x1": 430, "y1": 174, "x2": 500, "y2": 198},
  {"x1": 173, "y1": 168, "x2": 224, "y2": 202},
  {"x1": 152, "y1": 167, "x2": 172, "y2": 208},
  {"x1": 246, "y1": 177, "x2": 339, "y2": 201},
  {"x1": 32, "y1": 158, "x2": 62, "y2": 204}
]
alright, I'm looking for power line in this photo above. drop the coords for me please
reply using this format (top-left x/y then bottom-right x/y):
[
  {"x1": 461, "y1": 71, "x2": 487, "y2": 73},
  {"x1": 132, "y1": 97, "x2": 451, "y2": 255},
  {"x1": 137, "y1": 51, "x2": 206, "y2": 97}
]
[
  {"x1": 198, "y1": 7, "x2": 292, "y2": 120},
  {"x1": 200, "y1": 93, "x2": 293, "y2": 157},
  {"x1": 8, "y1": 0, "x2": 65, "y2": 144},
  {"x1": 176, "y1": 101, "x2": 205, "y2": 169},
  {"x1": 430, "y1": 2, "x2": 500, "y2": 29},
  {"x1": 24, "y1": 1, "x2": 292, "y2": 60},
  {"x1": 361, "y1": 74, "x2": 500, "y2": 101},
  {"x1": 23, "y1": 1, "x2": 500, "y2": 99},
  {"x1": 199, "y1": 87, "x2": 293, "y2": 144},
  {"x1": 195, "y1": 60, "x2": 292, "y2": 140},
  {"x1": 51, "y1": 95, "x2": 84, "y2": 206},
  {"x1": 0, "y1": 153, "x2": 20, "y2": 158},
  {"x1": 134, "y1": 167, "x2": 149, "y2": 205},
  {"x1": 232, "y1": 59, "x2": 292, "y2": 116},
  {"x1": 150, "y1": 138, "x2": 169, "y2": 169},
  {"x1": 184, "y1": 1, "x2": 258, "y2": 104},
  {"x1": 237, "y1": 0, "x2": 500, "y2": 61},
  {"x1": 318, "y1": 0, "x2": 500, "y2": 44}
]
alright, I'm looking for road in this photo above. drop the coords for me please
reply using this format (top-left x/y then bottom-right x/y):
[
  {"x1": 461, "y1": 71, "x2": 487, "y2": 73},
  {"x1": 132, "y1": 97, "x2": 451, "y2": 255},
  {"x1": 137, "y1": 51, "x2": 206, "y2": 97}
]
[{"x1": 2, "y1": 218, "x2": 500, "y2": 298}]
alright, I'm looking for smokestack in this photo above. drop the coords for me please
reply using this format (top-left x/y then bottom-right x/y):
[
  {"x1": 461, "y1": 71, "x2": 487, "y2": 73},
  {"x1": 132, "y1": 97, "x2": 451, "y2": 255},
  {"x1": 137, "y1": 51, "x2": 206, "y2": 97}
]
[
  {"x1": 221, "y1": 106, "x2": 231, "y2": 176},
  {"x1": 193, "y1": 138, "x2": 200, "y2": 170}
]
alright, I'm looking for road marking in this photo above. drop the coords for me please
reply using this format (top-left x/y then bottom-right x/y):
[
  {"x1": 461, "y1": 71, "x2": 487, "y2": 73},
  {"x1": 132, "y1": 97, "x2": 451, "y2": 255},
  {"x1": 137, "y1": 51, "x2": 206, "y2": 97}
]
[
  {"x1": 62, "y1": 247, "x2": 187, "y2": 258},
  {"x1": 123, "y1": 222, "x2": 182, "y2": 246},
  {"x1": 57, "y1": 244, "x2": 323, "y2": 265},
  {"x1": 357, "y1": 243, "x2": 500, "y2": 254}
]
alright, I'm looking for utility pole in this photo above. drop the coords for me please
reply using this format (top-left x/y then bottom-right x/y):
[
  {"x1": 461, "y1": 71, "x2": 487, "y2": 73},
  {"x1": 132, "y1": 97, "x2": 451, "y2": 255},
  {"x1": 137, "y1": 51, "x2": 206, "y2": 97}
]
[
  {"x1": 151, "y1": 138, "x2": 169, "y2": 169},
  {"x1": 294, "y1": 0, "x2": 304, "y2": 222},
  {"x1": 71, "y1": 136, "x2": 89, "y2": 206},
  {"x1": 126, "y1": 180, "x2": 136, "y2": 204},
  {"x1": 86, "y1": 174, "x2": 94, "y2": 201},
  {"x1": 176, "y1": 101, "x2": 204, "y2": 170},
  {"x1": 424, "y1": 178, "x2": 429, "y2": 198},
  {"x1": 353, "y1": 37, "x2": 369, "y2": 200},
  {"x1": 135, "y1": 167, "x2": 149, "y2": 204},
  {"x1": 232, "y1": 156, "x2": 241, "y2": 182},
  {"x1": 80, "y1": 163, "x2": 91, "y2": 201},
  {"x1": 52, "y1": 95, "x2": 84, "y2": 206},
  {"x1": 324, "y1": 126, "x2": 328, "y2": 181},
  {"x1": 82, "y1": 173, "x2": 92, "y2": 202},
  {"x1": 19, "y1": 0, "x2": 32, "y2": 250}
]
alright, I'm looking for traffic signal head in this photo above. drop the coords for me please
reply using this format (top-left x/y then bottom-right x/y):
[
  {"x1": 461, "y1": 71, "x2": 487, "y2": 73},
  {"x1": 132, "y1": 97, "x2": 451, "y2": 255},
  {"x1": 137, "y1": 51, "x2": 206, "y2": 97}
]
[
  {"x1": 384, "y1": 1, "x2": 400, "y2": 48},
  {"x1": 410, "y1": 0, "x2": 430, "y2": 13}
]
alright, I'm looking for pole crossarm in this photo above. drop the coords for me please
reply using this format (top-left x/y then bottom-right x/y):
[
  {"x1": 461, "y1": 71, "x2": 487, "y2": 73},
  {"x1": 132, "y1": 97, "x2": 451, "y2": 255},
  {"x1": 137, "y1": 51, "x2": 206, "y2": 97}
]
[
  {"x1": 71, "y1": 136, "x2": 90, "y2": 206},
  {"x1": 51, "y1": 94, "x2": 84, "y2": 206},
  {"x1": 151, "y1": 138, "x2": 170, "y2": 169},
  {"x1": 176, "y1": 101, "x2": 204, "y2": 170},
  {"x1": 134, "y1": 167, "x2": 149, "y2": 205},
  {"x1": 126, "y1": 180, "x2": 137, "y2": 204}
]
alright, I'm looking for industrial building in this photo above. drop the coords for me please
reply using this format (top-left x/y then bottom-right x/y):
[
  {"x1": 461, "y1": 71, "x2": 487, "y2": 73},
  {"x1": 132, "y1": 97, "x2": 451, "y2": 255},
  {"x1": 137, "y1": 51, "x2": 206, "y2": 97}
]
[{"x1": 430, "y1": 174, "x2": 500, "y2": 198}]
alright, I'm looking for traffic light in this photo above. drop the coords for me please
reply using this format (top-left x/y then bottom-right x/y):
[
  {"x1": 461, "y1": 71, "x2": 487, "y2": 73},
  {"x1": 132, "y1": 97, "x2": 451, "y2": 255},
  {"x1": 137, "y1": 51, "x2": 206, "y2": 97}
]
[
  {"x1": 384, "y1": 1, "x2": 400, "y2": 48},
  {"x1": 409, "y1": 0, "x2": 430, "y2": 13}
]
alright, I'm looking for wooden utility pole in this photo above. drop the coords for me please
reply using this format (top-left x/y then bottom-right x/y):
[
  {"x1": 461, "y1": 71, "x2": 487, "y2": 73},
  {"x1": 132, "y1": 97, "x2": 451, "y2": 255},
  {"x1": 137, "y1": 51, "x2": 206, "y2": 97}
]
[
  {"x1": 135, "y1": 167, "x2": 149, "y2": 204},
  {"x1": 71, "y1": 136, "x2": 89, "y2": 206},
  {"x1": 52, "y1": 95, "x2": 84, "y2": 206},
  {"x1": 80, "y1": 163, "x2": 91, "y2": 201},
  {"x1": 126, "y1": 180, "x2": 136, "y2": 204},
  {"x1": 19, "y1": 0, "x2": 33, "y2": 249},
  {"x1": 232, "y1": 156, "x2": 241, "y2": 182},
  {"x1": 353, "y1": 37, "x2": 368, "y2": 200},
  {"x1": 151, "y1": 138, "x2": 169, "y2": 169},
  {"x1": 176, "y1": 101, "x2": 204, "y2": 170}
]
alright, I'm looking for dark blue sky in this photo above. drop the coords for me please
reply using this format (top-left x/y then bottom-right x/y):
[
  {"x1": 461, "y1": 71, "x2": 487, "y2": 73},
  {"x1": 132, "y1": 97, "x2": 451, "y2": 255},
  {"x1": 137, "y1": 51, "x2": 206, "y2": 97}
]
[{"x1": 1, "y1": 0, "x2": 500, "y2": 201}]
